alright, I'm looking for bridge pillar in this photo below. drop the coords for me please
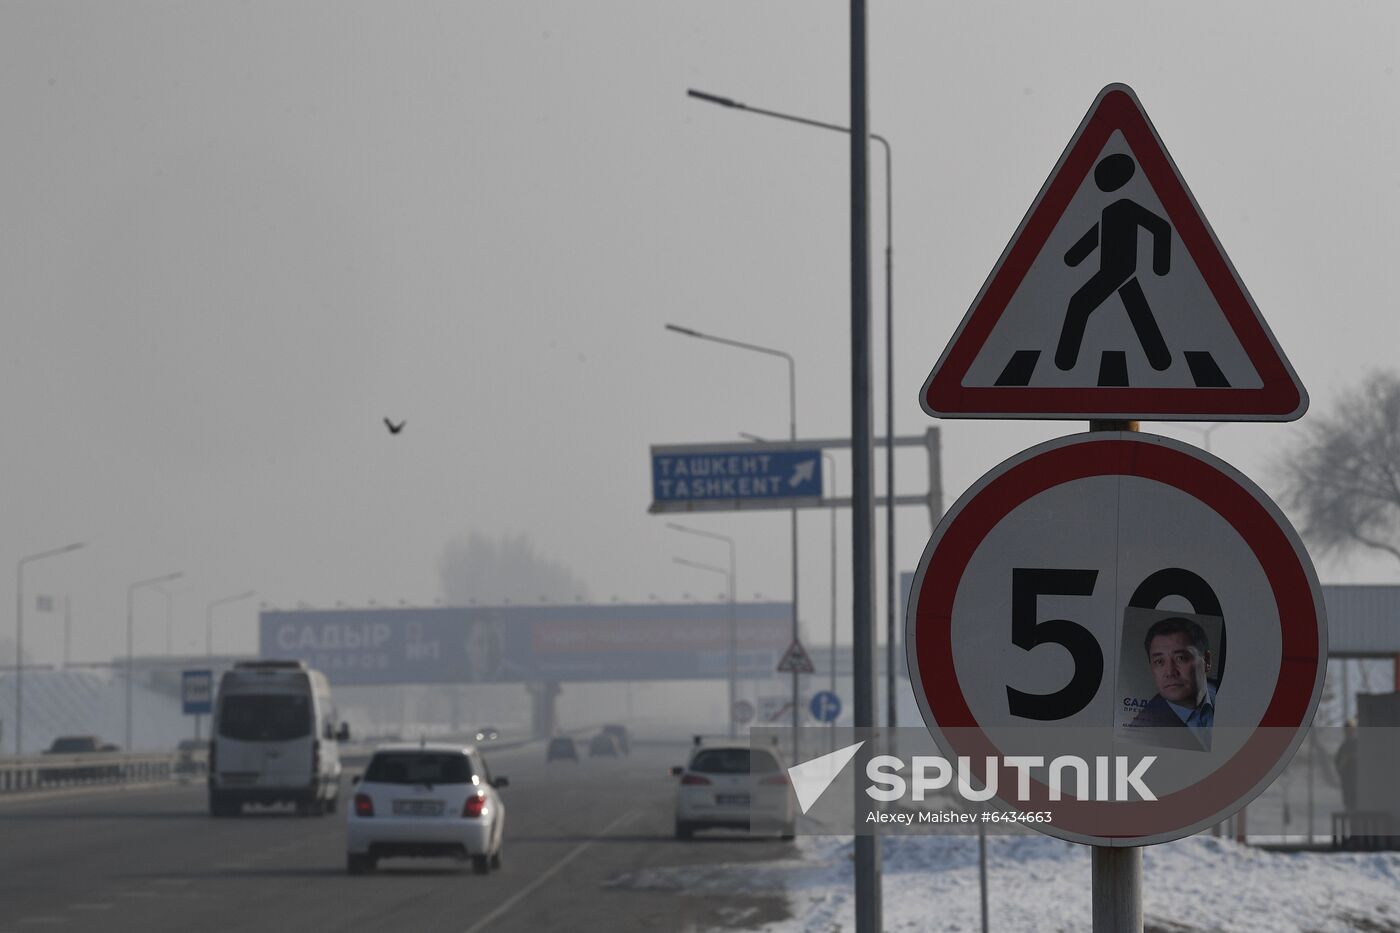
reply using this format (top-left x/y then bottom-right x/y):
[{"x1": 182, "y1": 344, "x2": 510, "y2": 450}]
[{"x1": 527, "y1": 681, "x2": 561, "y2": 739}]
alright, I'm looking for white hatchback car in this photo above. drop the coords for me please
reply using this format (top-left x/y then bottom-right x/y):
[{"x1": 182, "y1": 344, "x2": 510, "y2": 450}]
[
  {"x1": 672, "y1": 740, "x2": 795, "y2": 840},
  {"x1": 346, "y1": 743, "x2": 507, "y2": 874}
]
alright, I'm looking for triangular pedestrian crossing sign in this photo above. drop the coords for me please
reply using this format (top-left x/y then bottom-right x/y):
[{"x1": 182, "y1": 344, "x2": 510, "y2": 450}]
[
  {"x1": 776, "y1": 639, "x2": 816, "y2": 674},
  {"x1": 922, "y1": 83, "x2": 1307, "y2": 422}
]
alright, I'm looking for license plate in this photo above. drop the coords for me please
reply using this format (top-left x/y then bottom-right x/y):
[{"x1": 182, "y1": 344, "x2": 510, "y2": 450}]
[
  {"x1": 716, "y1": 794, "x2": 750, "y2": 807},
  {"x1": 392, "y1": 799, "x2": 444, "y2": 816}
]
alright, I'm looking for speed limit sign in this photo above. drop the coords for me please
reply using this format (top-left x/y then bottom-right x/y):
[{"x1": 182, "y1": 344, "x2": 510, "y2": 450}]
[{"x1": 906, "y1": 432, "x2": 1326, "y2": 846}]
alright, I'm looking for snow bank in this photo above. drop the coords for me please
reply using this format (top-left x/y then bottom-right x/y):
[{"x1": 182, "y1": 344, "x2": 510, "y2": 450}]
[{"x1": 612, "y1": 833, "x2": 1400, "y2": 932}]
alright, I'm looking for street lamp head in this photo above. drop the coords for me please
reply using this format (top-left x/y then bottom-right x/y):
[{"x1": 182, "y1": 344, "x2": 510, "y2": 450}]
[
  {"x1": 664, "y1": 323, "x2": 702, "y2": 338},
  {"x1": 687, "y1": 89, "x2": 743, "y2": 110}
]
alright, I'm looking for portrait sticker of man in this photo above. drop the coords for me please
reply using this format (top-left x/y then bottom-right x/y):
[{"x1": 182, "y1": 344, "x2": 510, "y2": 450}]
[{"x1": 1115, "y1": 607, "x2": 1225, "y2": 753}]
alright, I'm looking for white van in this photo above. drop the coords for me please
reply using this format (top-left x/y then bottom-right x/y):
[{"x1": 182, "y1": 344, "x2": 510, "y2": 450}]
[{"x1": 208, "y1": 660, "x2": 348, "y2": 817}]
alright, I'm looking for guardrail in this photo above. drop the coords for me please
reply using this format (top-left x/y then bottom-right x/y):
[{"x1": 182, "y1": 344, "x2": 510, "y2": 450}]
[{"x1": 0, "y1": 750, "x2": 207, "y2": 793}]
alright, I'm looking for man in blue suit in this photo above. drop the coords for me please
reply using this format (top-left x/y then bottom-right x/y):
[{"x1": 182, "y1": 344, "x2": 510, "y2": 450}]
[{"x1": 1127, "y1": 616, "x2": 1216, "y2": 751}]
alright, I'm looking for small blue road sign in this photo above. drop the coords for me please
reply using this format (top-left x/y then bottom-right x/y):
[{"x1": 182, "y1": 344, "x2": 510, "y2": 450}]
[
  {"x1": 810, "y1": 690, "x2": 841, "y2": 723},
  {"x1": 182, "y1": 669, "x2": 214, "y2": 715}
]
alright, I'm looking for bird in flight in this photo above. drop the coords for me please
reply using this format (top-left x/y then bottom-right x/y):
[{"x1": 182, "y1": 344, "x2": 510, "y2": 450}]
[{"x1": 383, "y1": 417, "x2": 405, "y2": 435}]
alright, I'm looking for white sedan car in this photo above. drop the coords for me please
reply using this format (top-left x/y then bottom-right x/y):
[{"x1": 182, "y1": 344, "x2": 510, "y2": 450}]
[
  {"x1": 673, "y1": 740, "x2": 795, "y2": 840},
  {"x1": 346, "y1": 743, "x2": 507, "y2": 874}
]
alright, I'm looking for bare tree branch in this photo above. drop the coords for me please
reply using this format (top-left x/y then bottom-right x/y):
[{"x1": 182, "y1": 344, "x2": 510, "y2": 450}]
[{"x1": 1275, "y1": 371, "x2": 1400, "y2": 568}]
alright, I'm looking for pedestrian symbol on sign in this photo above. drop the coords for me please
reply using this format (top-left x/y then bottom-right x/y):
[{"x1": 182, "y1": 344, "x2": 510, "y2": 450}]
[{"x1": 1055, "y1": 153, "x2": 1172, "y2": 377}]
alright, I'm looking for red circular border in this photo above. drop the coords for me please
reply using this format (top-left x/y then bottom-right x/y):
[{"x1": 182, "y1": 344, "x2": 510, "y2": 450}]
[{"x1": 912, "y1": 437, "x2": 1323, "y2": 840}]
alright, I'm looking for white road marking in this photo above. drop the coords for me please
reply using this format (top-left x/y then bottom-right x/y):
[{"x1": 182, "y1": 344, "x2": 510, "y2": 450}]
[{"x1": 459, "y1": 809, "x2": 639, "y2": 933}]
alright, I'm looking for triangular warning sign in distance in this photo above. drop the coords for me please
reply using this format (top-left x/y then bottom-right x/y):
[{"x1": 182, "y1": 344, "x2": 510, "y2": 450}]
[
  {"x1": 776, "y1": 639, "x2": 816, "y2": 674},
  {"x1": 923, "y1": 83, "x2": 1307, "y2": 421}
]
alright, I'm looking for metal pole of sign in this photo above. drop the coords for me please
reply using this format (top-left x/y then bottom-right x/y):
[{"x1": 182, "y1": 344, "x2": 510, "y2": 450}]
[
  {"x1": 978, "y1": 819, "x2": 990, "y2": 933},
  {"x1": 1090, "y1": 420, "x2": 1142, "y2": 933},
  {"x1": 789, "y1": 387, "x2": 801, "y2": 765},
  {"x1": 850, "y1": 1, "x2": 881, "y2": 930},
  {"x1": 1342, "y1": 659, "x2": 1350, "y2": 724},
  {"x1": 1092, "y1": 847, "x2": 1143, "y2": 932},
  {"x1": 824, "y1": 452, "x2": 838, "y2": 754},
  {"x1": 1307, "y1": 724, "x2": 1316, "y2": 845}
]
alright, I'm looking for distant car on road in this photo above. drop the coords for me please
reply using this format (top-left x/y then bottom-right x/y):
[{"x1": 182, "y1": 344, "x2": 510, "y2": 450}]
[
  {"x1": 672, "y1": 739, "x2": 794, "y2": 840},
  {"x1": 474, "y1": 727, "x2": 500, "y2": 742},
  {"x1": 346, "y1": 743, "x2": 508, "y2": 875},
  {"x1": 42, "y1": 736, "x2": 120, "y2": 783},
  {"x1": 588, "y1": 732, "x2": 621, "y2": 757},
  {"x1": 601, "y1": 724, "x2": 631, "y2": 755},
  {"x1": 173, "y1": 739, "x2": 205, "y2": 780},
  {"x1": 545, "y1": 736, "x2": 578, "y2": 762}
]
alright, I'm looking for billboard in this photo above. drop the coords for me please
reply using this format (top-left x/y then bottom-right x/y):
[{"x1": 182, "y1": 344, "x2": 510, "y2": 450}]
[{"x1": 259, "y1": 602, "x2": 791, "y2": 686}]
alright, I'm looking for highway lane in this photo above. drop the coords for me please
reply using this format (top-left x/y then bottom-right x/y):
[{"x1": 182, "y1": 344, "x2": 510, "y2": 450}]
[{"x1": 0, "y1": 739, "x2": 794, "y2": 933}]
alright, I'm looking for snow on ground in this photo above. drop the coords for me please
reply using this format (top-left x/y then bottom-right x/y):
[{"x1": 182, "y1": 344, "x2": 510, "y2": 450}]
[{"x1": 610, "y1": 833, "x2": 1400, "y2": 932}]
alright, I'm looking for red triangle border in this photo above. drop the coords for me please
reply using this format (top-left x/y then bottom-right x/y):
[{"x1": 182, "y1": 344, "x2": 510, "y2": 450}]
[{"x1": 923, "y1": 84, "x2": 1306, "y2": 421}]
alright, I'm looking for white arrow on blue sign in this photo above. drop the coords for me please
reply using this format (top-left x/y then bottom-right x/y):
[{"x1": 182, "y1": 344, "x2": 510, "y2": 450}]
[
  {"x1": 809, "y1": 690, "x2": 842, "y2": 723},
  {"x1": 650, "y1": 446, "x2": 823, "y2": 513}
]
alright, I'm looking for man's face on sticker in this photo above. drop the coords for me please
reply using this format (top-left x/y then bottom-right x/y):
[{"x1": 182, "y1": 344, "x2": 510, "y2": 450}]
[{"x1": 1148, "y1": 632, "x2": 1209, "y2": 706}]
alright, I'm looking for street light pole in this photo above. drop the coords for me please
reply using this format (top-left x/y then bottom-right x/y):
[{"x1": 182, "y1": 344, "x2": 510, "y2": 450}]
[
  {"x1": 126, "y1": 571, "x2": 182, "y2": 750},
  {"x1": 667, "y1": 525, "x2": 737, "y2": 737},
  {"x1": 687, "y1": 88, "x2": 899, "y2": 728},
  {"x1": 156, "y1": 584, "x2": 176, "y2": 656},
  {"x1": 672, "y1": 555, "x2": 735, "y2": 737},
  {"x1": 1175, "y1": 422, "x2": 1225, "y2": 454},
  {"x1": 823, "y1": 451, "x2": 838, "y2": 752},
  {"x1": 206, "y1": 590, "x2": 256, "y2": 657},
  {"x1": 848, "y1": 4, "x2": 883, "y2": 927},
  {"x1": 14, "y1": 542, "x2": 84, "y2": 755},
  {"x1": 666, "y1": 324, "x2": 801, "y2": 761}
]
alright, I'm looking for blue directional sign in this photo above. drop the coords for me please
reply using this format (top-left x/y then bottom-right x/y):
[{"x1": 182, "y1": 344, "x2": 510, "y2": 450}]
[
  {"x1": 650, "y1": 446, "x2": 823, "y2": 512},
  {"x1": 810, "y1": 690, "x2": 842, "y2": 723},
  {"x1": 182, "y1": 669, "x2": 214, "y2": 715}
]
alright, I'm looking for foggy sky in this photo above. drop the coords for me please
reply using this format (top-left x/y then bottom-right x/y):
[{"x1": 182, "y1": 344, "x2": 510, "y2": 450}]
[{"x1": 2, "y1": 2, "x2": 1396, "y2": 665}]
